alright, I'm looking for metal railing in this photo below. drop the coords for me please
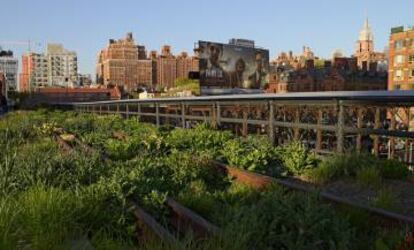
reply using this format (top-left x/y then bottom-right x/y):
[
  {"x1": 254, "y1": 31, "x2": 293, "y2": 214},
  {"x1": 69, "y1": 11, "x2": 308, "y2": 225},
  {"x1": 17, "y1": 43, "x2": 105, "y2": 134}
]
[{"x1": 59, "y1": 90, "x2": 414, "y2": 163}]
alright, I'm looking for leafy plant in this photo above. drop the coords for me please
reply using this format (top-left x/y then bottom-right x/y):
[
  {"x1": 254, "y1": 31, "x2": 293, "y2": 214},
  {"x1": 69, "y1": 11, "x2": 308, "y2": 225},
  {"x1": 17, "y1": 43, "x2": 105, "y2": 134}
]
[
  {"x1": 222, "y1": 136, "x2": 285, "y2": 176},
  {"x1": 279, "y1": 141, "x2": 319, "y2": 176}
]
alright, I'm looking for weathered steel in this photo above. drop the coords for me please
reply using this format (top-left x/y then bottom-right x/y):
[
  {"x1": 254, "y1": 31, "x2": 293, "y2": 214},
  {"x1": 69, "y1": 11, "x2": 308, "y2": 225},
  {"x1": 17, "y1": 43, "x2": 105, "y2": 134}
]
[
  {"x1": 214, "y1": 161, "x2": 414, "y2": 226},
  {"x1": 166, "y1": 197, "x2": 220, "y2": 238},
  {"x1": 64, "y1": 91, "x2": 414, "y2": 161}
]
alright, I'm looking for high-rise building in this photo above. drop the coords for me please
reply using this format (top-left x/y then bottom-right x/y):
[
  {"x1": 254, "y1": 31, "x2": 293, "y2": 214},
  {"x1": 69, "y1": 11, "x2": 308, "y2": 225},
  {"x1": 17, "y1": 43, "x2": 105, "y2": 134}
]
[
  {"x1": 20, "y1": 52, "x2": 48, "y2": 92},
  {"x1": 353, "y1": 18, "x2": 386, "y2": 71},
  {"x1": 156, "y1": 45, "x2": 177, "y2": 89},
  {"x1": 20, "y1": 44, "x2": 77, "y2": 92},
  {"x1": 0, "y1": 49, "x2": 18, "y2": 92},
  {"x1": 176, "y1": 52, "x2": 193, "y2": 79},
  {"x1": 46, "y1": 44, "x2": 78, "y2": 87},
  {"x1": 96, "y1": 32, "x2": 143, "y2": 91},
  {"x1": 137, "y1": 60, "x2": 153, "y2": 87},
  {"x1": 388, "y1": 26, "x2": 414, "y2": 90}
]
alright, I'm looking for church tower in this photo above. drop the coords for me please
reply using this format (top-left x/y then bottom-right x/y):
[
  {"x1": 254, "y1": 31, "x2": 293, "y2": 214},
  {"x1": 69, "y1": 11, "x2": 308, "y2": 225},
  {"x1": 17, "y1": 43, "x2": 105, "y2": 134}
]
[{"x1": 354, "y1": 18, "x2": 377, "y2": 70}]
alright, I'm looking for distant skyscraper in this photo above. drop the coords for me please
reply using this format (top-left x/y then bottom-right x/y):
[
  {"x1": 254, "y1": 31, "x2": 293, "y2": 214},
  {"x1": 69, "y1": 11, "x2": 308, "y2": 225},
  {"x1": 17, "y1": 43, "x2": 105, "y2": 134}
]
[
  {"x1": 388, "y1": 26, "x2": 414, "y2": 90},
  {"x1": 353, "y1": 18, "x2": 386, "y2": 71},
  {"x1": 0, "y1": 49, "x2": 18, "y2": 92}
]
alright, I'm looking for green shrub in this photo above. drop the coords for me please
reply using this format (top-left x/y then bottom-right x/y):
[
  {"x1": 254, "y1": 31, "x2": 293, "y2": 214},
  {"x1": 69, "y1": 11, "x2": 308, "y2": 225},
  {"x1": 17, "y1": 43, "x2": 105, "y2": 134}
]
[
  {"x1": 278, "y1": 141, "x2": 319, "y2": 176},
  {"x1": 379, "y1": 159, "x2": 410, "y2": 180},
  {"x1": 221, "y1": 187, "x2": 355, "y2": 249},
  {"x1": 306, "y1": 153, "x2": 379, "y2": 184},
  {"x1": 356, "y1": 167, "x2": 382, "y2": 189},
  {"x1": 222, "y1": 136, "x2": 285, "y2": 176}
]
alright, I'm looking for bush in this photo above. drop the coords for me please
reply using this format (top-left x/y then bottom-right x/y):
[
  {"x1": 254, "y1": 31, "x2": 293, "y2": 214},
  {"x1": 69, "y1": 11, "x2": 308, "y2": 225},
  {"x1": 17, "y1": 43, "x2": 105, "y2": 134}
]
[
  {"x1": 306, "y1": 153, "x2": 379, "y2": 184},
  {"x1": 222, "y1": 136, "x2": 285, "y2": 176},
  {"x1": 221, "y1": 187, "x2": 355, "y2": 249},
  {"x1": 279, "y1": 141, "x2": 319, "y2": 176}
]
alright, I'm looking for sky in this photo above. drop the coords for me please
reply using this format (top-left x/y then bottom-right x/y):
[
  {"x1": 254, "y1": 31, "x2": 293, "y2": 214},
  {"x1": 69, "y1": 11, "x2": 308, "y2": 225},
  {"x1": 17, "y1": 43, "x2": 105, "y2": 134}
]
[{"x1": 2, "y1": 0, "x2": 413, "y2": 77}]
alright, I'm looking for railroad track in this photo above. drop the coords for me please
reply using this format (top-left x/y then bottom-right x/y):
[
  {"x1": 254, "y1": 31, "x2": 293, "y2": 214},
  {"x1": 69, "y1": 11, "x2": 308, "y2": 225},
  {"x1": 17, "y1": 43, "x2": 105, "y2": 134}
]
[
  {"x1": 53, "y1": 130, "x2": 221, "y2": 247},
  {"x1": 213, "y1": 160, "x2": 414, "y2": 227}
]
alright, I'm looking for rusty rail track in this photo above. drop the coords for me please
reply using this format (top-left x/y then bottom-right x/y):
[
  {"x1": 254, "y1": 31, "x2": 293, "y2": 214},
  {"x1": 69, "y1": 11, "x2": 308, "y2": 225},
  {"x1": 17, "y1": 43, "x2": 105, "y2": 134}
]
[{"x1": 213, "y1": 160, "x2": 414, "y2": 226}]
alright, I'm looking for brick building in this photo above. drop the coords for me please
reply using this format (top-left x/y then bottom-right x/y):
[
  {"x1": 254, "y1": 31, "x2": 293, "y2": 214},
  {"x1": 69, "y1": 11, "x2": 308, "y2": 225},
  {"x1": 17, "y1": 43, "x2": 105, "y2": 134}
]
[
  {"x1": 20, "y1": 44, "x2": 77, "y2": 92},
  {"x1": 97, "y1": 33, "x2": 198, "y2": 92},
  {"x1": 20, "y1": 52, "x2": 49, "y2": 92},
  {"x1": 388, "y1": 26, "x2": 414, "y2": 90},
  {"x1": 155, "y1": 45, "x2": 177, "y2": 89},
  {"x1": 96, "y1": 33, "x2": 142, "y2": 91},
  {"x1": 267, "y1": 58, "x2": 387, "y2": 93}
]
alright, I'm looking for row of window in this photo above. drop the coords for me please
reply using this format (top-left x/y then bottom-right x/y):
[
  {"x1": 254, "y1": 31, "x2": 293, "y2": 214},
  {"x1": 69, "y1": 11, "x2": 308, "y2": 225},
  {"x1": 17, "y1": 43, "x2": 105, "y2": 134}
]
[
  {"x1": 393, "y1": 84, "x2": 414, "y2": 90},
  {"x1": 393, "y1": 54, "x2": 414, "y2": 65},
  {"x1": 394, "y1": 38, "x2": 414, "y2": 50},
  {"x1": 393, "y1": 69, "x2": 414, "y2": 81}
]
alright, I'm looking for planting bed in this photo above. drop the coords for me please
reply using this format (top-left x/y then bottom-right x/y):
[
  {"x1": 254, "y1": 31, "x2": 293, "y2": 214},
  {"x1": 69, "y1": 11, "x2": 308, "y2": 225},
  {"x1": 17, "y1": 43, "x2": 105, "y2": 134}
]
[{"x1": 1, "y1": 109, "x2": 414, "y2": 249}]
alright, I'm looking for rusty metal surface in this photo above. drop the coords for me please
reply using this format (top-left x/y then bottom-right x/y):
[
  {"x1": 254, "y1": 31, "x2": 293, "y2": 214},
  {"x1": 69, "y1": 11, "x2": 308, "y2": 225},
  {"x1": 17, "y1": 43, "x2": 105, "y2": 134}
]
[
  {"x1": 166, "y1": 197, "x2": 220, "y2": 239},
  {"x1": 214, "y1": 161, "x2": 414, "y2": 226}
]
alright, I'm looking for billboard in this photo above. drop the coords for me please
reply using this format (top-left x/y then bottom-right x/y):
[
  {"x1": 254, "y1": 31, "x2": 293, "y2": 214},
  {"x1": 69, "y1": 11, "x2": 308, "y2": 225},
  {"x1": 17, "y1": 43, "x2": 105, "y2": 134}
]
[{"x1": 198, "y1": 40, "x2": 269, "y2": 94}]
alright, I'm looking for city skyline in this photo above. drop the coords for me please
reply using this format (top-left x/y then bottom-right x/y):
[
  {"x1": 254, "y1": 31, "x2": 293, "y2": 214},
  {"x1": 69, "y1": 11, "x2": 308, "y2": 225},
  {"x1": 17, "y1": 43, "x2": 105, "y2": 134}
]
[{"x1": 2, "y1": 0, "x2": 413, "y2": 76}]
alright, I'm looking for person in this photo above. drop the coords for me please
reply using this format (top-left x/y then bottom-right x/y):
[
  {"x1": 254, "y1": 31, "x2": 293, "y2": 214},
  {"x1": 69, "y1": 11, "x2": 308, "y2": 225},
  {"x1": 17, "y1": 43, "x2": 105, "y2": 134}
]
[
  {"x1": 206, "y1": 43, "x2": 224, "y2": 78},
  {"x1": 227, "y1": 58, "x2": 246, "y2": 88},
  {"x1": 201, "y1": 43, "x2": 226, "y2": 86},
  {"x1": 248, "y1": 52, "x2": 267, "y2": 89}
]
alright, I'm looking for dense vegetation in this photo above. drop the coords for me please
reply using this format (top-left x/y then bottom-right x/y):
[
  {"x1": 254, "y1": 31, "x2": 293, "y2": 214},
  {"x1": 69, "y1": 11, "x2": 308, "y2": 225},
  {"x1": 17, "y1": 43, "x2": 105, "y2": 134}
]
[{"x1": 0, "y1": 110, "x2": 411, "y2": 249}]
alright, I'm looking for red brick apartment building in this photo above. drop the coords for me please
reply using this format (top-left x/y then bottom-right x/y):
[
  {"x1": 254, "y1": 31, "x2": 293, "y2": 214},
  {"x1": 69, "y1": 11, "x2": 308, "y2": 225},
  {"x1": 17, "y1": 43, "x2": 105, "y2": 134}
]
[{"x1": 388, "y1": 26, "x2": 414, "y2": 90}]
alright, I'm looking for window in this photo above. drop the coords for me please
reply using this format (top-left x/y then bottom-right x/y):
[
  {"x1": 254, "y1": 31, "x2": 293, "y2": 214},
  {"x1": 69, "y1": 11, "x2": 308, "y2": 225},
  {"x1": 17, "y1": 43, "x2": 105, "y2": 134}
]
[
  {"x1": 394, "y1": 40, "x2": 405, "y2": 50},
  {"x1": 394, "y1": 69, "x2": 403, "y2": 81},
  {"x1": 410, "y1": 38, "x2": 414, "y2": 48},
  {"x1": 410, "y1": 84, "x2": 414, "y2": 90},
  {"x1": 394, "y1": 84, "x2": 401, "y2": 90},
  {"x1": 394, "y1": 55, "x2": 405, "y2": 65},
  {"x1": 410, "y1": 55, "x2": 414, "y2": 63},
  {"x1": 411, "y1": 69, "x2": 414, "y2": 77}
]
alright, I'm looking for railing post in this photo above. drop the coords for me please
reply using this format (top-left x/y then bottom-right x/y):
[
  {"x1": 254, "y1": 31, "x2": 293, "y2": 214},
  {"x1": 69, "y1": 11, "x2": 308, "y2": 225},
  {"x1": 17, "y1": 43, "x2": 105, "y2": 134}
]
[
  {"x1": 116, "y1": 103, "x2": 120, "y2": 117},
  {"x1": 216, "y1": 102, "x2": 221, "y2": 127},
  {"x1": 389, "y1": 108, "x2": 396, "y2": 159},
  {"x1": 373, "y1": 107, "x2": 380, "y2": 156},
  {"x1": 211, "y1": 103, "x2": 217, "y2": 129},
  {"x1": 155, "y1": 103, "x2": 160, "y2": 128},
  {"x1": 107, "y1": 105, "x2": 110, "y2": 114},
  {"x1": 405, "y1": 107, "x2": 411, "y2": 162},
  {"x1": 268, "y1": 101, "x2": 275, "y2": 145},
  {"x1": 294, "y1": 107, "x2": 300, "y2": 140},
  {"x1": 181, "y1": 102, "x2": 186, "y2": 128},
  {"x1": 356, "y1": 108, "x2": 363, "y2": 153},
  {"x1": 242, "y1": 109, "x2": 248, "y2": 137},
  {"x1": 336, "y1": 101, "x2": 344, "y2": 154},
  {"x1": 316, "y1": 109, "x2": 323, "y2": 152},
  {"x1": 99, "y1": 105, "x2": 102, "y2": 115},
  {"x1": 137, "y1": 103, "x2": 141, "y2": 122},
  {"x1": 126, "y1": 103, "x2": 129, "y2": 119}
]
